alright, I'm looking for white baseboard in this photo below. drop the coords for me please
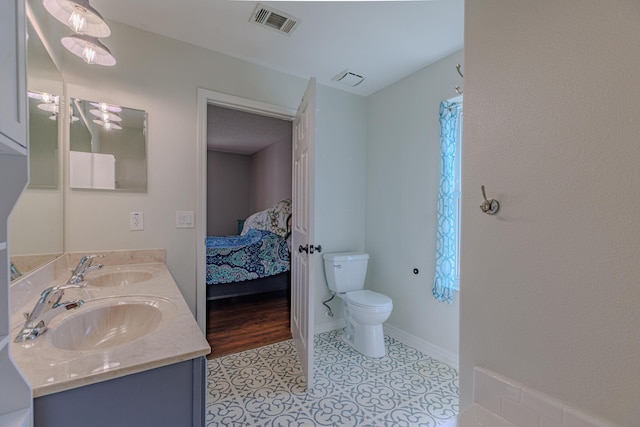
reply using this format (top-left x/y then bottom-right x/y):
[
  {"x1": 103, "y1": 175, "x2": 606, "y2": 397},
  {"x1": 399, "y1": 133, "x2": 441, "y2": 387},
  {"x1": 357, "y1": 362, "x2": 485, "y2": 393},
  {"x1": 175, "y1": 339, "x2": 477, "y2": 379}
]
[{"x1": 384, "y1": 323, "x2": 459, "y2": 369}]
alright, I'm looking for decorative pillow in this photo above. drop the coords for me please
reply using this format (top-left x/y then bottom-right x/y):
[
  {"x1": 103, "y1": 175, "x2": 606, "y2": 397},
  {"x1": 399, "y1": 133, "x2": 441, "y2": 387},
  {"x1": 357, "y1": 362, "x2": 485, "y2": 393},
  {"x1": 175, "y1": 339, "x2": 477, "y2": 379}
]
[{"x1": 241, "y1": 199, "x2": 292, "y2": 238}]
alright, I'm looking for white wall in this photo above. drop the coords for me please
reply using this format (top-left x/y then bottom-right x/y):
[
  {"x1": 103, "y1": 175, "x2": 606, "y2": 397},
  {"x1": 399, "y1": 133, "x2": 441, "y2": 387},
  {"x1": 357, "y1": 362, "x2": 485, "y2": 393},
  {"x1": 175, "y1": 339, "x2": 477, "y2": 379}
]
[
  {"x1": 313, "y1": 85, "x2": 368, "y2": 328},
  {"x1": 207, "y1": 151, "x2": 251, "y2": 235},
  {"x1": 249, "y1": 136, "x2": 292, "y2": 213},
  {"x1": 60, "y1": 20, "x2": 310, "y2": 313},
  {"x1": 365, "y1": 50, "x2": 463, "y2": 359},
  {"x1": 462, "y1": 1, "x2": 640, "y2": 425}
]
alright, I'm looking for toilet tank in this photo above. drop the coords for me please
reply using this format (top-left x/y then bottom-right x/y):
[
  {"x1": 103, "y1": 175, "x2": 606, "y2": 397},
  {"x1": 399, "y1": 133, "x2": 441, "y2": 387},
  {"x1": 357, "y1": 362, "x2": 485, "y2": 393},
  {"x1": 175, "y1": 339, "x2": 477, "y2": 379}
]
[{"x1": 323, "y1": 252, "x2": 369, "y2": 293}]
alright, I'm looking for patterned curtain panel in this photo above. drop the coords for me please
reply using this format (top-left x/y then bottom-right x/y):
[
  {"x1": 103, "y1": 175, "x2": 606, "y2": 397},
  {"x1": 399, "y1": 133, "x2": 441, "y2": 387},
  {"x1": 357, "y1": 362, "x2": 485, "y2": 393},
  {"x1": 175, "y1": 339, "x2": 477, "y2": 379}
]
[{"x1": 433, "y1": 100, "x2": 462, "y2": 303}]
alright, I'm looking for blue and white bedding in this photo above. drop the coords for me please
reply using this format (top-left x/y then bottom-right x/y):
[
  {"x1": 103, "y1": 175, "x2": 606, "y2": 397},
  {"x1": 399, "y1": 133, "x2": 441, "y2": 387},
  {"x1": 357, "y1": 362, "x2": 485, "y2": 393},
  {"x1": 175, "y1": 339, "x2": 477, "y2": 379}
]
[{"x1": 206, "y1": 229, "x2": 290, "y2": 285}]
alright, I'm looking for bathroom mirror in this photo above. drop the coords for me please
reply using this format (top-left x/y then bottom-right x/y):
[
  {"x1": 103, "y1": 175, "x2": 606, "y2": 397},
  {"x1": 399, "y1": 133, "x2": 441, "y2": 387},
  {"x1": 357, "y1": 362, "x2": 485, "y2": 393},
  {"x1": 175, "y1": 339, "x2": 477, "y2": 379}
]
[
  {"x1": 69, "y1": 99, "x2": 147, "y2": 192},
  {"x1": 8, "y1": 17, "x2": 64, "y2": 280}
]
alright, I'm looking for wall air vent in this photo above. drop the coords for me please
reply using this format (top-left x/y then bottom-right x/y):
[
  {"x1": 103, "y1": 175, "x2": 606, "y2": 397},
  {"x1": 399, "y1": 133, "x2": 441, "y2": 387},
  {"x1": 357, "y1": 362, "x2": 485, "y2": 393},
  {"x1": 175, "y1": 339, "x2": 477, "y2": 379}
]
[
  {"x1": 250, "y1": 3, "x2": 300, "y2": 35},
  {"x1": 332, "y1": 70, "x2": 366, "y2": 87}
]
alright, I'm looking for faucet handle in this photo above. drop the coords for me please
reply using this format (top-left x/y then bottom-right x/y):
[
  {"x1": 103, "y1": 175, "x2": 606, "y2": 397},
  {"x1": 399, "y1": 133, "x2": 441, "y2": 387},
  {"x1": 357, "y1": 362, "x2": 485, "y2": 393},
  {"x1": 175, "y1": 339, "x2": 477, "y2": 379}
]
[
  {"x1": 72, "y1": 255, "x2": 104, "y2": 273},
  {"x1": 57, "y1": 281, "x2": 88, "y2": 291}
]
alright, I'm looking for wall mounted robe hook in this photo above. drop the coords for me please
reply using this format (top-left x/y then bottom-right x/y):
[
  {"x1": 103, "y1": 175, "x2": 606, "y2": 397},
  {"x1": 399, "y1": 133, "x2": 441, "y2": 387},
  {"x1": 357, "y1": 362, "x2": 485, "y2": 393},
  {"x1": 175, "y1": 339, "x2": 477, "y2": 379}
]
[
  {"x1": 480, "y1": 185, "x2": 500, "y2": 215},
  {"x1": 454, "y1": 64, "x2": 464, "y2": 94}
]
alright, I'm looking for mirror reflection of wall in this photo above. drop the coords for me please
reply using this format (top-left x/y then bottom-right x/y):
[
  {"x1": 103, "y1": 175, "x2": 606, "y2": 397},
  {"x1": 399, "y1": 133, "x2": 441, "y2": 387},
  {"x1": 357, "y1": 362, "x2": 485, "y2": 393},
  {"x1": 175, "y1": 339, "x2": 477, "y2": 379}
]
[
  {"x1": 8, "y1": 17, "x2": 64, "y2": 281},
  {"x1": 70, "y1": 99, "x2": 147, "y2": 192},
  {"x1": 27, "y1": 90, "x2": 59, "y2": 188}
]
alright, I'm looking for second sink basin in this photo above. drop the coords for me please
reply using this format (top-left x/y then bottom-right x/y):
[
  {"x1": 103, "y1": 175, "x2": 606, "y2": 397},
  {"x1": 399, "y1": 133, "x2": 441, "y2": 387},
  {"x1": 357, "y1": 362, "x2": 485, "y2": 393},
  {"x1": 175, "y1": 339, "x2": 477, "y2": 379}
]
[
  {"x1": 49, "y1": 297, "x2": 175, "y2": 351},
  {"x1": 85, "y1": 267, "x2": 156, "y2": 287}
]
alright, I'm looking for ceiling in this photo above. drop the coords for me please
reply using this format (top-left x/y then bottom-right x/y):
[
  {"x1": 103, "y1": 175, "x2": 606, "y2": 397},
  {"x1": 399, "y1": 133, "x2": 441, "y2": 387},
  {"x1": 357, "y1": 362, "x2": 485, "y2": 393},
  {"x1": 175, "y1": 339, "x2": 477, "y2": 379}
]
[
  {"x1": 91, "y1": 0, "x2": 464, "y2": 97},
  {"x1": 91, "y1": 1, "x2": 464, "y2": 152},
  {"x1": 207, "y1": 105, "x2": 291, "y2": 154}
]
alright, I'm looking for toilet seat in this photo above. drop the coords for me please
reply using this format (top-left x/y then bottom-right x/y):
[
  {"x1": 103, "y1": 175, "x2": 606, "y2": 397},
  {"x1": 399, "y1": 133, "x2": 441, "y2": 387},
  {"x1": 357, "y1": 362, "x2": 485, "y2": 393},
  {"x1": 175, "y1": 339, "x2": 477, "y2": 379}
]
[{"x1": 346, "y1": 290, "x2": 392, "y2": 311}]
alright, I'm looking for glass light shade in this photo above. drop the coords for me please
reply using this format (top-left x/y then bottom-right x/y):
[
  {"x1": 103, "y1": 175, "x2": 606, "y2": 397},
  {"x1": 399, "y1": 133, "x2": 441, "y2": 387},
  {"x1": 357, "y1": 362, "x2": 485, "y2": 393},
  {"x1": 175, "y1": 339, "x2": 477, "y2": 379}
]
[
  {"x1": 61, "y1": 35, "x2": 116, "y2": 66},
  {"x1": 43, "y1": 0, "x2": 111, "y2": 37},
  {"x1": 89, "y1": 109, "x2": 122, "y2": 122},
  {"x1": 28, "y1": 91, "x2": 58, "y2": 104},
  {"x1": 90, "y1": 102, "x2": 122, "y2": 113},
  {"x1": 37, "y1": 103, "x2": 60, "y2": 113},
  {"x1": 92, "y1": 119, "x2": 122, "y2": 130}
]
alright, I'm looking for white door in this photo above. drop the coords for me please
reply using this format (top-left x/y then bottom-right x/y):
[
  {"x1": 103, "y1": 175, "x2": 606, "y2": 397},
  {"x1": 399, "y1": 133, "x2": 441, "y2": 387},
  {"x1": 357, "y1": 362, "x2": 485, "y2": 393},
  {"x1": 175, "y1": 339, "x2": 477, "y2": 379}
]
[{"x1": 292, "y1": 78, "x2": 316, "y2": 388}]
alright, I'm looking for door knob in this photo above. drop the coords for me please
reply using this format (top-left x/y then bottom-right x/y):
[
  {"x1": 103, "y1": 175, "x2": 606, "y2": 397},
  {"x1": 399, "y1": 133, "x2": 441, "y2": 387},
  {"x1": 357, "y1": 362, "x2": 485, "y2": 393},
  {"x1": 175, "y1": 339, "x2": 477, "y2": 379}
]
[
  {"x1": 298, "y1": 244, "x2": 309, "y2": 253},
  {"x1": 309, "y1": 245, "x2": 322, "y2": 254}
]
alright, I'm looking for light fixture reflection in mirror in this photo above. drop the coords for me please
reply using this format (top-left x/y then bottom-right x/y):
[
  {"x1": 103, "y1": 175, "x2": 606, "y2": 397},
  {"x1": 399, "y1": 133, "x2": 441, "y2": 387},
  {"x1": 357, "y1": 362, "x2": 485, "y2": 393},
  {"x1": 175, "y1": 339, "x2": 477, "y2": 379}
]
[{"x1": 70, "y1": 98, "x2": 147, "y2": 192}]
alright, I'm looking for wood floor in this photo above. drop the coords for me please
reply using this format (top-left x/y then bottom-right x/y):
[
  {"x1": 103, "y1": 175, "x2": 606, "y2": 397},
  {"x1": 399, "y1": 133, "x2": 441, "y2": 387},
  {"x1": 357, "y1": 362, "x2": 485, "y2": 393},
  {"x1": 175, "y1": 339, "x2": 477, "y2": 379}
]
[{"x1": 206, "y1": 290, "x2": 291, "y2": 359}]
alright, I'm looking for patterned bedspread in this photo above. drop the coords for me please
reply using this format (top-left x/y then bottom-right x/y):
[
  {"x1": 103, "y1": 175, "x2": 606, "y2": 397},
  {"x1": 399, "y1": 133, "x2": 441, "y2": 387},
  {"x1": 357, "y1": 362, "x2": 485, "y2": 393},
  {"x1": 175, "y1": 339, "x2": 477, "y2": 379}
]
[{"x1": 206, "y1": 229, "x2": 290, "y2": 285}]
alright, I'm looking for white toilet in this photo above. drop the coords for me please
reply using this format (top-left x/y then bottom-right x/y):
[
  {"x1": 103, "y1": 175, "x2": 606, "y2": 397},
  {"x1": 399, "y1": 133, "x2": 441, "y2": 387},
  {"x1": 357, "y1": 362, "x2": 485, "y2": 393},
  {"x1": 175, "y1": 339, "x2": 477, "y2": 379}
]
[{"x1": 323, "y1": 252, "x2": 393, "y2": 358}]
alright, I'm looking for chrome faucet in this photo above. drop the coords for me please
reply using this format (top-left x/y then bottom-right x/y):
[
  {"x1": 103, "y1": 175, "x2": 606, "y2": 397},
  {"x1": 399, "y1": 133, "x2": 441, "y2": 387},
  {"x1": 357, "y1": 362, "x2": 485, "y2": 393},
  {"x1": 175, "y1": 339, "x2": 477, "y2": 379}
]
[
  {"x1": 67, "y1": 255, "x2": 104, "y2": 285},
  {"x1": 14, "y1": 283, "x2": 87, "y2": 342},
  {"x1": 13, "y1": 255, "x2": 105, "y2": 342},
  {"x1": 10, "y1": 262, "x2": 22, "y2": 281}
]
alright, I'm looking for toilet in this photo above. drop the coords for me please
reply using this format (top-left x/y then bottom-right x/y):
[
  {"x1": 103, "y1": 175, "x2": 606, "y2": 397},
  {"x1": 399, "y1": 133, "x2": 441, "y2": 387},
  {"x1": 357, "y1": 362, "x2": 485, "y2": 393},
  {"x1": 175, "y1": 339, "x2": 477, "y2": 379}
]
[{"x1": 323, "y1": 252, "x2": 393, "y2": 358}]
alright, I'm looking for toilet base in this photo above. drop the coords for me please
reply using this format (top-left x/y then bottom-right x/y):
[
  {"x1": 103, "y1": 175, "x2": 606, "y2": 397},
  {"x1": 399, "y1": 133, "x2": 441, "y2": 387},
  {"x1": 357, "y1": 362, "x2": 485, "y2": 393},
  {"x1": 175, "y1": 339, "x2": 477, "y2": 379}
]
[{"x1": 341, "y1": 323, "x2": 386, "y2": 358}]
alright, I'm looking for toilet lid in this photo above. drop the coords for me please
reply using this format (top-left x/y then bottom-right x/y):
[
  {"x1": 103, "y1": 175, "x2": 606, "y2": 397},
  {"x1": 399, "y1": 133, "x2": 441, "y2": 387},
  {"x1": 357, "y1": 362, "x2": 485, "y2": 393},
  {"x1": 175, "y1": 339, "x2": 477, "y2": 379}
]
[{"x1": 347, "y1": 290, "x2": 392, "y2": 309}]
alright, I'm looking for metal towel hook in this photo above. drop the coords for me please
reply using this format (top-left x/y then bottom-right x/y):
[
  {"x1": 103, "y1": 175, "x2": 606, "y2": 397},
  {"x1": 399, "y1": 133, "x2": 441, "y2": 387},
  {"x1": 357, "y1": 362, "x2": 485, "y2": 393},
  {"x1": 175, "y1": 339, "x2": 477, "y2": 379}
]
[
  {"x1": 454, "y1": 64, "x2": 464, "y2": 94},
  {"x1": 480, "y1": 185, "x2": 500, "y2": 215}
]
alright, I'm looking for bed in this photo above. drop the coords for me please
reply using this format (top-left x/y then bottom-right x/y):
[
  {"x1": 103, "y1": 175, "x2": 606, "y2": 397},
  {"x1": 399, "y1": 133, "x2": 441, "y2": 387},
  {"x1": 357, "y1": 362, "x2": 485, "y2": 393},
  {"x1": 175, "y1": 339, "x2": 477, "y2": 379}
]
[{"x1": 206, "y1": 199, "x2": 291, "y2": 300}]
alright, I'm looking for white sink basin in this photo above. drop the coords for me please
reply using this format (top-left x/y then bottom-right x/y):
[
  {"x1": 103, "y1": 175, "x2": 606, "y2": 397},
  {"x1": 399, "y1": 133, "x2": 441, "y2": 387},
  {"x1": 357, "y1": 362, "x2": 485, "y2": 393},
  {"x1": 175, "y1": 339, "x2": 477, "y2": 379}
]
[
  {"x1": 86, "y1": 268, "x2": 155, "y2": 287},
  {"x1": 49, "y1": 297, "x2": 174, "y2": 351}
]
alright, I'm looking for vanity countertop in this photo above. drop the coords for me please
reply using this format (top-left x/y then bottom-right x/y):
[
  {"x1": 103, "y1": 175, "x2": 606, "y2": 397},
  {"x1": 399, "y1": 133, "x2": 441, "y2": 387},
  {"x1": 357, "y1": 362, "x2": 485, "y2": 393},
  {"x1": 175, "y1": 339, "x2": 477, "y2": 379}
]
[{"x1": 10, "y1": 250, "x2": 211, "y2": 397}]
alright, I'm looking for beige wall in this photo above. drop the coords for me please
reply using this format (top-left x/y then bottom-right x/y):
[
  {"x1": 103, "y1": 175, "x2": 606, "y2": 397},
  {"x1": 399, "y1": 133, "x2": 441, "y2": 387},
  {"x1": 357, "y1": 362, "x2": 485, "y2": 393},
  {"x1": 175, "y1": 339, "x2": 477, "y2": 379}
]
[
  {"x1": 249, "y1": 136, "x2": 292, "y2": 214},
  {"x1": 462, "y1": 1, "x2": 640, "y2": 425},
  {"x1": 206, "y1": 151, "x2": 251, "y2": 236}
]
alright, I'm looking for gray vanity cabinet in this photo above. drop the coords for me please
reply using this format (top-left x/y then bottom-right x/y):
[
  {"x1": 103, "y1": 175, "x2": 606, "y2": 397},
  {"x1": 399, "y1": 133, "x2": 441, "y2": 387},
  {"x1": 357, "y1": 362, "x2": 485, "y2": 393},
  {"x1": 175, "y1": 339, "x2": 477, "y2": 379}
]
[
  {"x1": 0, "y1": 0, "x2": 28, "y2": 156},
  {"x1": 34, "y1": 357, "x2": 206, "y2": 427}
]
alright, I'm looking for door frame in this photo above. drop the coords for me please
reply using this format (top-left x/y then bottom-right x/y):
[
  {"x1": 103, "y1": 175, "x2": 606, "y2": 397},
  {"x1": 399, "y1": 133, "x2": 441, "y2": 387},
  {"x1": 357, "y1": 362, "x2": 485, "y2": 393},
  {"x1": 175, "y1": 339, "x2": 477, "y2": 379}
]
[{"x1": 195, "y1": 88, "x2": 296, "y2": 332}]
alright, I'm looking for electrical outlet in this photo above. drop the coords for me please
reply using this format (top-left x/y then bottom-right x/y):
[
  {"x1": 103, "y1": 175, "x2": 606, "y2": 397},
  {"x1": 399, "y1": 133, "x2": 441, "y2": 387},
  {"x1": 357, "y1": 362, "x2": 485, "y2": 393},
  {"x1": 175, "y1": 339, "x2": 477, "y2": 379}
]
[{"x1": 130, "y1": 211, "x2": 144, "y2": 231}]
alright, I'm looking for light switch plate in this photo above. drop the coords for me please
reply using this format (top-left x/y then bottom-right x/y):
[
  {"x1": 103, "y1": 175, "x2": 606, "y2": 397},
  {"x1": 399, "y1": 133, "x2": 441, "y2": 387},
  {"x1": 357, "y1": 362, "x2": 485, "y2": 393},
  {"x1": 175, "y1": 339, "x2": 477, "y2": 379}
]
[
  {"x1": 176, "y1": 211, "x2": 194, "y2": 228},
  {"x1": 130, "y1": 211, "x2": 144, "y2": 231}
]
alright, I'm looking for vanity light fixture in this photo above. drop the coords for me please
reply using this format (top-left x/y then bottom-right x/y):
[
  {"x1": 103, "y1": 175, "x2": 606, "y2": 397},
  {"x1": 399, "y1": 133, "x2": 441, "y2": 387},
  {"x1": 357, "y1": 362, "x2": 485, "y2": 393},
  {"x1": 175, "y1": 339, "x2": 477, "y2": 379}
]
[
  {"x1": 90, "y1": 102, "x2": 122, "y2": 113},
  {"x1": 92, "y1": 119, "x2": 121, "y2": 130},
  {"x1": 37, "y1": 103, "x2": 59, "y2": 113},
  {"x1": 61, "y1": 34, "x2": 116, "y2": 66},
  {"x1": 89, "y1": 109, "x2": 122, "y2": 122},
  {"x1": 30, "y1": 91, "x2": 61, "y2": 114},
  {"x1": 28, "y1": 91, "x2": 59, "y2": 105},
  {"x1": 43, "y1": 0, "x2": 111, "y2": 37}
]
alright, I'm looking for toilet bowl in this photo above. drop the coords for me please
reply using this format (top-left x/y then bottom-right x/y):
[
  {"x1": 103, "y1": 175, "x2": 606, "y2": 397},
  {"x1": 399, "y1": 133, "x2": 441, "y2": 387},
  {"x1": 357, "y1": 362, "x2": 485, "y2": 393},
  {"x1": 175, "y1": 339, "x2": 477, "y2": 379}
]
[{"x1": 323, "y1": 253, "x2": 393, "y2": 358}]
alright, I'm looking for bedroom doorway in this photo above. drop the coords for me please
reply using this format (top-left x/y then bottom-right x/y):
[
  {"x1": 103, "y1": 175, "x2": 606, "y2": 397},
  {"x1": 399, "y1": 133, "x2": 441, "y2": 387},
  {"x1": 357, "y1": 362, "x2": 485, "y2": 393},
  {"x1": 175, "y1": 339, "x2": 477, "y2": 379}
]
[{"x1": 196, "y1": 89, "x2": 298, "y2": 357}]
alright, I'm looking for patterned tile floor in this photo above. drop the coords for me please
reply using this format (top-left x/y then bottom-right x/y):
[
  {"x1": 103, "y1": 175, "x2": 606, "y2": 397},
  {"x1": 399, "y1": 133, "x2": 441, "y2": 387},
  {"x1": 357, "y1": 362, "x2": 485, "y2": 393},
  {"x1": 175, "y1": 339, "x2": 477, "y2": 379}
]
[{"x1": 206, "y1": 329, "x2": 459, "y2": 426}]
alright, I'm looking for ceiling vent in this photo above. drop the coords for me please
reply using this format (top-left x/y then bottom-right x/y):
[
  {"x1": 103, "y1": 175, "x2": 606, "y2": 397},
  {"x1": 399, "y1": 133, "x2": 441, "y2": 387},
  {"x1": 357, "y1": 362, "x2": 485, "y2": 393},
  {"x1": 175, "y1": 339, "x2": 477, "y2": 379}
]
[
  {"x1": 250, "y1": 3, "x2": 300, "y2": 35},
  {"x1": 332, "y1": 70, "x2": 365, "y2": 87}
]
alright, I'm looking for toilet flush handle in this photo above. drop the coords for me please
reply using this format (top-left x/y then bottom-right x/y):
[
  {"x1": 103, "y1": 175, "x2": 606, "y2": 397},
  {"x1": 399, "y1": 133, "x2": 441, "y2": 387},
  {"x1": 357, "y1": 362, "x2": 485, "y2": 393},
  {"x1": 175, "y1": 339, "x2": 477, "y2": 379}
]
[{"x1": 298, "y1": 244, "x2": 309, "y2": 253}]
